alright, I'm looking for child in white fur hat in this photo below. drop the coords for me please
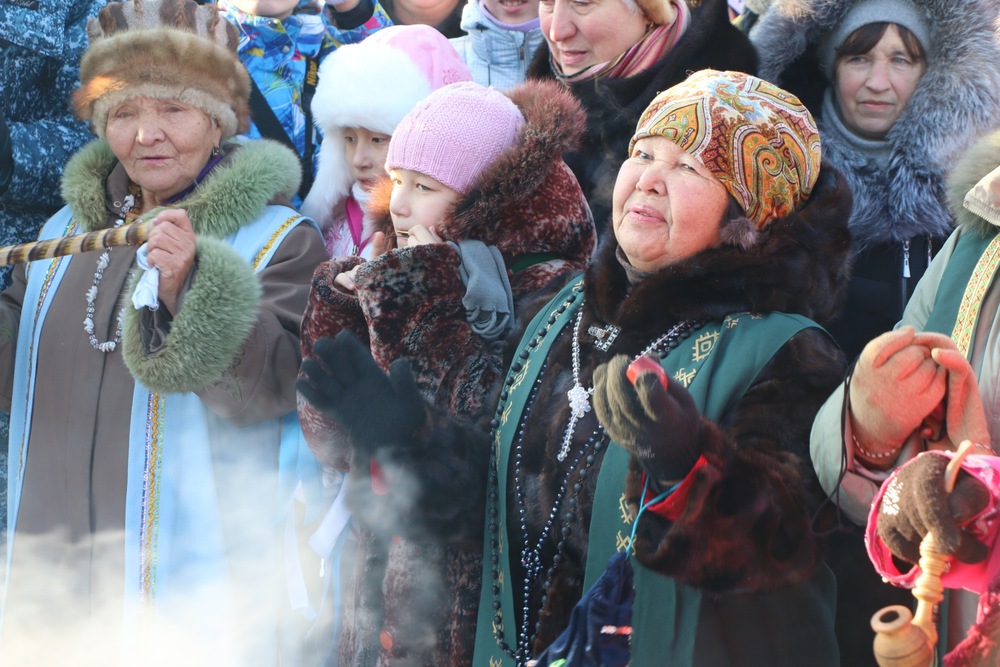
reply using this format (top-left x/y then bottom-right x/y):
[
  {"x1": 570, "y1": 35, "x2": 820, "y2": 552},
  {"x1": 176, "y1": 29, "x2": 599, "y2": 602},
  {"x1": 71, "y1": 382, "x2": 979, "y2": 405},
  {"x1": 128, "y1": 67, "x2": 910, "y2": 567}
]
[{"x1": 301, "y1": 24, "x2": 472, "y2": 259}]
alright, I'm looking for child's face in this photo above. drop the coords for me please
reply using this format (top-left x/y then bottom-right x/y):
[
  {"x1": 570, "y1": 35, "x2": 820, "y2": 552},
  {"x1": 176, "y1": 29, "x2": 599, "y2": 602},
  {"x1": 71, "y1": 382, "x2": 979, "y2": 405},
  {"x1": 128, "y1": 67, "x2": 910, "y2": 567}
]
[
  {"x1": 483, "y1": 0, "x2": 540, "y2": 24},
  {"x1": 342, "y1": 128, "x2": 391, "y2": 192},
  {"x1": 230, "y1": 0, "x2": 299, "y2": 19},
  {"x1": 388, "y1": 168, "x2": 461, "y2": 247}
]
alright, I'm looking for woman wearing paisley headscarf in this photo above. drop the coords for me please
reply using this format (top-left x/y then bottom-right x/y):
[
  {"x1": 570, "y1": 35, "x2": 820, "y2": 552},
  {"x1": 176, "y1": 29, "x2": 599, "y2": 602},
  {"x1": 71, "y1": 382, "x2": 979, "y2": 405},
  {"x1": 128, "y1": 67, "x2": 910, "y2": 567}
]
[
  {"x1": 526, "y1": 0, "x2": 757, "y2": 238},
  {"x1": 300, "y1": 69, "x2": 853, "y2": 667}
]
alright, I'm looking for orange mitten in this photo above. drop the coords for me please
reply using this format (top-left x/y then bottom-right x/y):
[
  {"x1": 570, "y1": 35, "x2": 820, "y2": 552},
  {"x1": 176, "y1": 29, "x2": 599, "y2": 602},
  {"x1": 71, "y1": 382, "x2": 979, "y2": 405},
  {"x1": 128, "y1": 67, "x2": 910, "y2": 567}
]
[{"x1": 850, "y1": 327, "x2": 948, "y2": 454}]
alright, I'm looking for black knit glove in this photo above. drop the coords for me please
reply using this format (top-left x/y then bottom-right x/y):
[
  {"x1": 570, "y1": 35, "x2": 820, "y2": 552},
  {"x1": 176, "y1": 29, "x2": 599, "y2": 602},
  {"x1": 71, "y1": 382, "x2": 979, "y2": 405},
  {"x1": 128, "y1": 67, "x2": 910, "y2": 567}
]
[
  {"x1": 0, "y1": 108, "x2": 12, "y2": 196},
  {"x1": 877, "y1": 453, "x2": 990, "y2": 565},
  {"x1": 593, "y1": 354, "x2": 702, "y2": 482},
  {"x1": 296, "y1": 331, "x2": 425, "y2": 453}
]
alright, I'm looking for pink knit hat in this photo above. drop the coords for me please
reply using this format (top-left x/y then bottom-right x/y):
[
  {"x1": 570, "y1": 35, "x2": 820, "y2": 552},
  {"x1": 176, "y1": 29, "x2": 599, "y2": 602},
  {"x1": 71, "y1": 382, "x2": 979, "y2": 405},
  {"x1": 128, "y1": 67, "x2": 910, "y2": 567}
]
[
  {"x1": 386, "y1": 81, "x2": 525, "y2": 195},
  {"x1": 301, "y1": 25, "x2": 472, "y2": 228}
]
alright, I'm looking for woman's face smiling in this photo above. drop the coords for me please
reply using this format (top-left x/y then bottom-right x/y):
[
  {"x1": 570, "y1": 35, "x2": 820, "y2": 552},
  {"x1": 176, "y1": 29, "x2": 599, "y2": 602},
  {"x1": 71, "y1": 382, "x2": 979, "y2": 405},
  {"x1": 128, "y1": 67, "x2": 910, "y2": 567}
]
[
  {"x1": 483, "y1": 0, "x2": 540, "y2": 24},
  {"x1": 539, "y1": 0, "x2": 648, "y2": 75},
  {"x1": 612, "y1": 136, "x2": 729, "y2": 272}
]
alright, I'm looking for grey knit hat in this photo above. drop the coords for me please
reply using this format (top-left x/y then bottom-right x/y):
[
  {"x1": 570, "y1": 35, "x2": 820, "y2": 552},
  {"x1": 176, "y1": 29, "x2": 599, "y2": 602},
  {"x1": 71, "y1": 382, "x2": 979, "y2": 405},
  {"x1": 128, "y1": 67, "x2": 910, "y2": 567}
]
[{"x1": 818, "y1": 0, "x2": 932, "y2": 80}]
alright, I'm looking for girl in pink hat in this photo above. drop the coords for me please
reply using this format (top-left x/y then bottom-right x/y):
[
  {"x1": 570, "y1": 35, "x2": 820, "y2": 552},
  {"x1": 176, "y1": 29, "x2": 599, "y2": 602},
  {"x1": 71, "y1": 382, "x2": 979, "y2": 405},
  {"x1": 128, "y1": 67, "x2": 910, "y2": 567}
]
[
  {"x1": 298, "y1": 79, "x2": 595, "y2": 665},
  {"x1": 300, "y1": 24, "x2": 472, "y2": 260}
]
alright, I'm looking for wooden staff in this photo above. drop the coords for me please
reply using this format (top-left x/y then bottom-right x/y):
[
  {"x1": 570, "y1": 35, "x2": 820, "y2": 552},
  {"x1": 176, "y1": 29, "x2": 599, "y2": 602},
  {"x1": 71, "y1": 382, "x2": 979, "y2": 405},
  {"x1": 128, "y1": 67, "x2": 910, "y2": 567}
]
[
  {"x1": 0, "y1": 221, "x2": 152, "y2": 267},
  {"x1": 872, "y1": 441, "x2": 977, "y2": 667}
]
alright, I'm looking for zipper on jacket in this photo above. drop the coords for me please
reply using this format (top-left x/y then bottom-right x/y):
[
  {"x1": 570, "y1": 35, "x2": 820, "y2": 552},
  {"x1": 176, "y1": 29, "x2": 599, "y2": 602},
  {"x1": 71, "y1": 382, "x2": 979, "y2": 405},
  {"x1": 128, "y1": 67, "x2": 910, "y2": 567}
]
[{"x1": 902, "y1": 239, "x2": 911, "y2": 279}]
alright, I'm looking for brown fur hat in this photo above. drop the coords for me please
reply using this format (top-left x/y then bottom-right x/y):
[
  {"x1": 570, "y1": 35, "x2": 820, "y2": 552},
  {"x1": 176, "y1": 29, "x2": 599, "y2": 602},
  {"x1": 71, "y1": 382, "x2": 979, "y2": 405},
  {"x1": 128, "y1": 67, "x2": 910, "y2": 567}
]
[{"x1": 73, "y1": 0, "x2": 250, "y2": 140}]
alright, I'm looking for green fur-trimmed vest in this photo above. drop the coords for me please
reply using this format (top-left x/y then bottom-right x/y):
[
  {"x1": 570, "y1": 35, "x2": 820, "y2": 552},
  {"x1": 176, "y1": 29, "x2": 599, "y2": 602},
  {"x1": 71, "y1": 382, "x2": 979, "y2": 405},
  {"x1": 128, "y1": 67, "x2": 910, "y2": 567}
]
[{"x1": 474, "y1": 276, "x2": 838, "y2": 667}]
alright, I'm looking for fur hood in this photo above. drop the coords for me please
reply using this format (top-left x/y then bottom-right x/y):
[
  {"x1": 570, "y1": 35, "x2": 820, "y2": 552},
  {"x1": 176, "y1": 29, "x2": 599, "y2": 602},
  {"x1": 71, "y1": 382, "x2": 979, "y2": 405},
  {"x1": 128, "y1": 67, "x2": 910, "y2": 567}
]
[
  {"x1": 61, "y1": 138, "x2": 302, "y2": 234},
  {"x1": 587, "y1": 164, "x2": 854, "y2": 327},
  {"x1": 947, "y1": 127, "x2": 1000, "y2": 238},
  {"x1": 750, "y1": 0, "x2": 1000, "y2": 248},
  {"x1": 368, "y1": 79, "x2": 595, "y2": 265}
]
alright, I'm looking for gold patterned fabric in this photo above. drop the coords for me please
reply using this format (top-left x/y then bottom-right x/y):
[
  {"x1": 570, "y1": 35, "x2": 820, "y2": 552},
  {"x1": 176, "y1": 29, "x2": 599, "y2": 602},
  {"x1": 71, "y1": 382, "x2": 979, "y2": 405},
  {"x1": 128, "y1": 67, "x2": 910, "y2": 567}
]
[{"x1": 629, "y1": 69, "x2": 821, "y2": 229}]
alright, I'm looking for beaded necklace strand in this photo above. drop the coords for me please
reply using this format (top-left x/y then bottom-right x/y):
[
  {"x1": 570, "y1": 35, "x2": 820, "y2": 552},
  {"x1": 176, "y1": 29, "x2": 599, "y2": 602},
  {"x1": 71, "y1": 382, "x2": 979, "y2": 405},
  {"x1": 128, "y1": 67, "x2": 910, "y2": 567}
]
[
  {"x1": 486, "y1": 287, "x2": 699, "y2": 666},
  {"x1": 83, "y1": 187, "x2": 142, "y2": 352}
]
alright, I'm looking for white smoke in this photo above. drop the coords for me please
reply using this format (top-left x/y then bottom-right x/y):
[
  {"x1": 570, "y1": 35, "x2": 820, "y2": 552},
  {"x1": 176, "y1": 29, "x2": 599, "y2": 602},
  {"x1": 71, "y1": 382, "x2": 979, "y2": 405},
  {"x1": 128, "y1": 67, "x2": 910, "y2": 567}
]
[{"x1": 0, "y1": 456, "x2": 334, "y2": 667}]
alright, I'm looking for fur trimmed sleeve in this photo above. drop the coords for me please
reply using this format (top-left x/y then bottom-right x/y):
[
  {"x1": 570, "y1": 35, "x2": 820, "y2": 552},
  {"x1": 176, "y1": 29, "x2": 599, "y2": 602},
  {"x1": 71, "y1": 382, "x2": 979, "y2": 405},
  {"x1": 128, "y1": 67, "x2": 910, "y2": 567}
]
[
  {"x1": 123, "y1": 235, "x2": 260, "y2": 394},
  {"x1": 123, "y1": 223, "x2": 327, "y2": 424},
  {"x1": 353, "y1": 243, "x2": 507, "y2": 420},
  {"x1": 628, "y1": 329, "x2": 846, "y2": 592},
  {"x1": 298, "y1": 255, "x2": 368, "y2": 471}
]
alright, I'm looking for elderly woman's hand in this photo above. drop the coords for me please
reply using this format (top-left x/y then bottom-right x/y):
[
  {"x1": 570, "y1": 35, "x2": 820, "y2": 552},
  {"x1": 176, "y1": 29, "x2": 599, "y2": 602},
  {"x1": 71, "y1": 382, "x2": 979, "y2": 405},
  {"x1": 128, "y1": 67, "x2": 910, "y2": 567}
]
[
  {"x1": 146, "y1": 208, "x2": 197, "y2": 314},
  {"x1": 849, "y1": 327, "x2": 951, "y2": 465},
  {"x1": 593, "y1": 354, "x2": 703, "y2": 484}
]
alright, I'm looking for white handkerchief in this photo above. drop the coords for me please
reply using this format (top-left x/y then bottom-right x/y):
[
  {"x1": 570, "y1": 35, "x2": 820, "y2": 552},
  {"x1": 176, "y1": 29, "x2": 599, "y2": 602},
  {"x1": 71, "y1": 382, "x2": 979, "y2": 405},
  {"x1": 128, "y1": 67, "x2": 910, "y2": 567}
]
[{"x1": 132, "y1": 244, "x2": 160, "y2": 311}]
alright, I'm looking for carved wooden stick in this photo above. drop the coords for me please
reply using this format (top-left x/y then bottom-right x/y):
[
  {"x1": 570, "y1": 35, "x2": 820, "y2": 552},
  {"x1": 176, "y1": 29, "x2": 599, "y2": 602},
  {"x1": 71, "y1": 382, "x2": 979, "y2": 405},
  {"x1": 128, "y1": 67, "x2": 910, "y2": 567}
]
[
  {"x1": 872, "y1": 441, "x2": 977, "y2": 667},
  {"x1": 0, "y1": 221, "x2": 152, "y2": 266}
]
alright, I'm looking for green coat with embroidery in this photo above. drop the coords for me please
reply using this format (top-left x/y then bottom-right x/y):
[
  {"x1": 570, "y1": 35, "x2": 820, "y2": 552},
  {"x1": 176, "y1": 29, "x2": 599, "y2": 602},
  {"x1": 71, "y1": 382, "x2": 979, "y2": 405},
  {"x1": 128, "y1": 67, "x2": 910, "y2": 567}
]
[{"x1": 369, "y1": 167, "x2": 853, "y2": 666}]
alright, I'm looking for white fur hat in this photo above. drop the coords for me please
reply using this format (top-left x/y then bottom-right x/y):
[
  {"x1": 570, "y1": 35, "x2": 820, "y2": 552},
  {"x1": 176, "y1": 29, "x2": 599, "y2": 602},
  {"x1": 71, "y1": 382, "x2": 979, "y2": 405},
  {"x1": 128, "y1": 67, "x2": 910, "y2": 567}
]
[{"x1": 301, "y1": 25, "x2": 472, "y2": 228}]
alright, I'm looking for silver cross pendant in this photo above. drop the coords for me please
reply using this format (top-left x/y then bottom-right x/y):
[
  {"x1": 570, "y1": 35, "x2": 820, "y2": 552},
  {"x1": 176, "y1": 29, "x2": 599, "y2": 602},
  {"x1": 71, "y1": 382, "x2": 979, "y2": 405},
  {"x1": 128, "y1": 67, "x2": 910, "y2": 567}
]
[{"x1": 587, "y1": 323, "x2": 621, "y2": 351}]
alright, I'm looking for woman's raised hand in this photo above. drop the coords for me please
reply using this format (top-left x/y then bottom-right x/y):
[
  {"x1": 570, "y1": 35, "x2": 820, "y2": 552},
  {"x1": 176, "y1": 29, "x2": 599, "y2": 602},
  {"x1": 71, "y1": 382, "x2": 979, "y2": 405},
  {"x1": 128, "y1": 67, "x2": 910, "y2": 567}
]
[{"x1": 146, "y1": 208, "x2": 196, "y2": 314}]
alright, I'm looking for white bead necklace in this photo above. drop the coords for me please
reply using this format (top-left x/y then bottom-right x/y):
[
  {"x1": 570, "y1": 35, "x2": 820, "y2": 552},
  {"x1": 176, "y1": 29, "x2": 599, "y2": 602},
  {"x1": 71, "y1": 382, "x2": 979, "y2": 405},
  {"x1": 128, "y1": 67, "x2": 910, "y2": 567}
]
[
  {"x1": 558, "y1": 297, "x2": 698, "y2": 461},
  {"x1": 83, "y1": 193, "x2": 135, "y2": 352}
]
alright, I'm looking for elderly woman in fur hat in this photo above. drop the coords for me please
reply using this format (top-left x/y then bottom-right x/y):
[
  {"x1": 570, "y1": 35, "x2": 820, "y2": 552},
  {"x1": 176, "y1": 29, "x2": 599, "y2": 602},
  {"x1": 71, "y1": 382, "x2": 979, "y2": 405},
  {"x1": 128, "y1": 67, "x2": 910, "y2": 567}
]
[
  {"x1": 526, "y1": 0, "x2": 758, "y2": 238},
  {"x1": 301, "y1": 69, "x2": 853, "y2": 667},
  {"x1": 0, "y1": 0, "x2": 328, "y2": 663}
]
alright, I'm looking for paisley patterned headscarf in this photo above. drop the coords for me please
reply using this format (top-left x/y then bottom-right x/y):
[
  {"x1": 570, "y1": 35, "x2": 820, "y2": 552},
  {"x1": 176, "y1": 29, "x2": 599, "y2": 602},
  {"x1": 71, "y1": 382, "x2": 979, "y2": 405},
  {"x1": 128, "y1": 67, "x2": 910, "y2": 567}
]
[{"x1": 629, "y1": 69, "x2": 821, "y2": 229}]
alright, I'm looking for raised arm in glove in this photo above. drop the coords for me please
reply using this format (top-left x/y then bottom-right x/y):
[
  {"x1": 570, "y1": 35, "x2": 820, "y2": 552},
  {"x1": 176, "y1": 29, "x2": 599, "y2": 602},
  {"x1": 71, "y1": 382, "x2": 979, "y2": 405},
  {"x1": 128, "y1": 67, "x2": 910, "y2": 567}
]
[
  {"x1": 593, "y1": 353, "x2": 706, "y2": 486},
  {"x1": 297, "y1": 330, "x2": 490, "y2": 541}
]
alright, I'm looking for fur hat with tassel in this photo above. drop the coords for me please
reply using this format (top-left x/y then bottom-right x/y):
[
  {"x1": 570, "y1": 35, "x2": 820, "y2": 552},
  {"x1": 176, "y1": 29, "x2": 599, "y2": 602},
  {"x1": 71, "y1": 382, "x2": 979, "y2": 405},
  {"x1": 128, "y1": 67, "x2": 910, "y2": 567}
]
[{"x1": 73, "y1": 0, "x2": 250, "y2": 141}]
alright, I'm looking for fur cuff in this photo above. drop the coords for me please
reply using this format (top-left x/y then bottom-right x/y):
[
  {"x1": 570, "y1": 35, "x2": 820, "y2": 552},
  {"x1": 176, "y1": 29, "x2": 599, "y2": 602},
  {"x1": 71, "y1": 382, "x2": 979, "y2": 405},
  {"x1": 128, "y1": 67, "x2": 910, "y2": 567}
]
[{"x1": 122, "y1": 236, "x2": 260, "y2": 393}]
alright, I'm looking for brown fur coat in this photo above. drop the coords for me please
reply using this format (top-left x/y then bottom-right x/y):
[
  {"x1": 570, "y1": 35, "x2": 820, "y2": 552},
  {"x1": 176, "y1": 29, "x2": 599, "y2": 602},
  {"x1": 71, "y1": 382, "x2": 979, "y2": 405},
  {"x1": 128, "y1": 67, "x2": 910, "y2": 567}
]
[
  {"x1": 296, "y1": 80, "x2": 595, "y2": 667},
  {"x1": 371, "y1": 165, "x2": 854, "y2": 665}
]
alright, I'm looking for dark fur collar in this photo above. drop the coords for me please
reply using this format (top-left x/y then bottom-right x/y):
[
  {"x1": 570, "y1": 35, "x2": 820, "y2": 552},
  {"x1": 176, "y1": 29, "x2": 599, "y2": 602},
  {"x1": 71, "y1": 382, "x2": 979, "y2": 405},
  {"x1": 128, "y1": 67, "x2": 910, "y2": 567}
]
[{"x1": 586, "y1": 164, "x2": 853, "y2": 328}]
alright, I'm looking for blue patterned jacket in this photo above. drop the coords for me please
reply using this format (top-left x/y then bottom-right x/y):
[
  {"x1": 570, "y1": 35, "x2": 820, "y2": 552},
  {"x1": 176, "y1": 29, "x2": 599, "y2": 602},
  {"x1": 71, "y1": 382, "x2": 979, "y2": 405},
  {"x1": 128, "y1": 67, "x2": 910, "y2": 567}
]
[
  {"x1": 0, "y1": 0, "x2": 107, "y2": 288},
  {"x1": 218, "y1": 0, "x2": 391, "y2": 186}
]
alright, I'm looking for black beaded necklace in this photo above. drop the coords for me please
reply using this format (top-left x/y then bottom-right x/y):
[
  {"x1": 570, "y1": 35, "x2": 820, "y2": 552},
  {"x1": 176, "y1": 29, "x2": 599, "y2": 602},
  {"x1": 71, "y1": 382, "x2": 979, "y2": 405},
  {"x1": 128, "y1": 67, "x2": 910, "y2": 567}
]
[{"x1": 485, "y1": 287, "x2": 699, "y2": 666}]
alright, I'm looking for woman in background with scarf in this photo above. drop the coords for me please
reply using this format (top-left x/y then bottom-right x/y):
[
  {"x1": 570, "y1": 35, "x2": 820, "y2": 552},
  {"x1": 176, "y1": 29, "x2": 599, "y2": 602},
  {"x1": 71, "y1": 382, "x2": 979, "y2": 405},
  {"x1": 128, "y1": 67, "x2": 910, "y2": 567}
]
[{"x1": 527, "y1": 0, "x2": 757, "y2": 238}]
